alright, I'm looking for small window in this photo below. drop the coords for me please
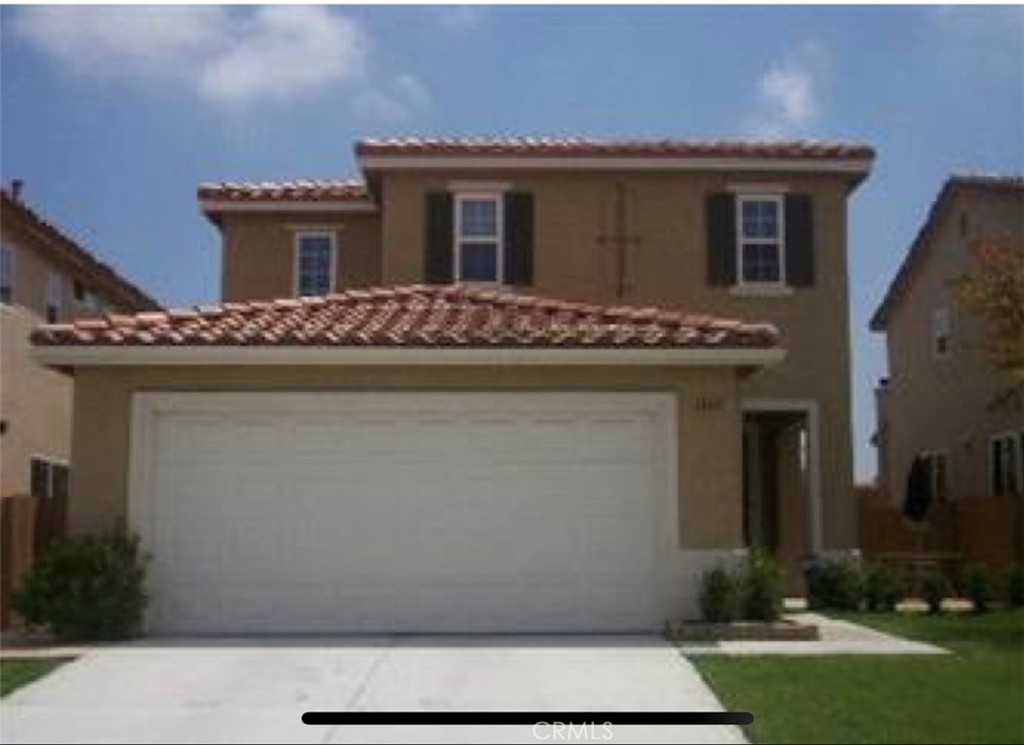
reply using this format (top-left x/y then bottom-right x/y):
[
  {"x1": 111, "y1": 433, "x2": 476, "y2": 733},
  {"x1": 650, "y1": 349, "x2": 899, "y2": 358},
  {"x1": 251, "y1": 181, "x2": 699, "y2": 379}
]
[
  {"x1": 0, "y1": 245, "x2": 13, "y2": 304},
  {"x1": 991, "y1": 433, "x2": 1022, "y2": 497},
  {"x1": 46, "y1": 271, "x2": 62, "y2": 323},
  {"x1": 29, "y1": 457, "x2": 69, "y2": 499},
  {"x1": 933, "y1": 307, "x2": 950, "y2": 358},
  {"x1": 455, "y1": 194, "x2": 502, "y2": 283},
  {"x1": 73, "y1": 279, "x2": 85, "y2": 302},
  {"x1": 294, "y1": 232, "x2": 336, "y2": 297},
  {"x1": 922, "y1": 451, "x2": 950, "y2": 502},
  {"x1": 737, "y1": 195, "x2": 784, "y2": 285}
]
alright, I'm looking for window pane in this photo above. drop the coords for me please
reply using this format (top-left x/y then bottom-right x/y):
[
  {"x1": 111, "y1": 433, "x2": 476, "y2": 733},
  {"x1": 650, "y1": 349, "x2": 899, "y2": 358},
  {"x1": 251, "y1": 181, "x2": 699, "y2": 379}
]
[
  {"x1": 298, "y1": 236, "x2": 333, "y2": 297},
  {"x1": 741, "y1": 200, "x2": 779, "y2": 239},
  {"x1": 992, "y1": 440, "x2": 1005, "y2": 495},
  {"x1": 0, "y1": 246, "x2": 13, "y2": 304},
  {"x1": 459, "y1": 242, "x2": 498, "y2": 282},
  {"x1": 1006, "y1": 437, "x2": 1020, "y2": 495},
  {"x1": 741, "y1": 242, "x2": 781, "y2": 283},
  {"x1": 460, "y1": 199, "x2": 498, "y2": 238},
  {"x1": 51, "y1": 465, "x2": 69, "y2": 500},
  {"x1": 30, "y1": 458, "x2": 49, "y2": 498}
]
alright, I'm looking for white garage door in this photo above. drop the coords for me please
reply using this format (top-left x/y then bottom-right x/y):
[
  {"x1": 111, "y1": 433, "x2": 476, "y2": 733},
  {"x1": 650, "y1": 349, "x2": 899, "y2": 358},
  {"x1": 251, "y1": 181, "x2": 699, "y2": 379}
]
[{"x1": 131, "y1": 392, "x2": 677, "y2": 634}]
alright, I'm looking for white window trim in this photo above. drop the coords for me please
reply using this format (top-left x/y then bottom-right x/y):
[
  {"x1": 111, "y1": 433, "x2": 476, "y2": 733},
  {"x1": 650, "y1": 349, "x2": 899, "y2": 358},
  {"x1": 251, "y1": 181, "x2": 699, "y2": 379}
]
[
  {"x1": 0, "y1": 244, "x2": 14, "y2": 304},
  {"x1": 989, "y1": 431, "x2": 1023, "y2": 497},
  {"x1": 453, "y1": 192, "x2": 504, "y2": 285},
  {"x1": 293, "y1": 229, "x2": 338, "y2": 297},
  {"x1": 28, "y1": 454, "x2": 70, "y2": 499},
  {"x1": 932, "y1": 306, "x2": 950, "y2": 360},
  {"x1": 920, "y1": 449, "x2": 950, "y2": 501},
  {"x1": 735, "y1": 194, "x2": 786, "y2": 289}
]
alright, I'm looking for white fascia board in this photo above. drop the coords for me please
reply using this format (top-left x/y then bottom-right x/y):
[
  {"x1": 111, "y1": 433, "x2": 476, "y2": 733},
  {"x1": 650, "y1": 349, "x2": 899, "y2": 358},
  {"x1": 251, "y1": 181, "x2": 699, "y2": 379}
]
[
  {"x1": 358, "y1": 154, "x2": 873, "y2": 176},
  {"x1": 200, "y1": 199, "x2": 378, "y2": 215},
  {"x1": 33, "y1": 345, "x2": 786, "y2": 368}
]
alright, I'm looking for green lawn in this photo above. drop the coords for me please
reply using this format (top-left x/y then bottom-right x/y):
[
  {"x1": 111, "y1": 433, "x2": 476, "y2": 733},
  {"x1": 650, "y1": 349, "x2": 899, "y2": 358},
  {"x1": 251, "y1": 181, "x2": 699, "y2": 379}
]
[
  {"x1": 692, "y1": 610, "x2": 1024, "y2": 744},
  {"x1": 1, "y1": 658, "x2": 68, "y2": 697}
]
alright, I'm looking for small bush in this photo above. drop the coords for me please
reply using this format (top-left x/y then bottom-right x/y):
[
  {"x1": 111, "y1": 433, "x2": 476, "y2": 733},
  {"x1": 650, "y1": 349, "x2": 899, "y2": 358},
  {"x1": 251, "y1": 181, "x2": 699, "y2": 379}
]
[
  {"x1": 12, "y1": 525, "x2": 149, "y2": 641},
  {"x1": 742, "y1": 549, "x2": 785, "y2": 622},
  {"x1": 864, "y1": 562, "x2": 905, "y2": 612},
  {"x1": 997, "y1": 564, "x2": 1024, "y2": 608},
  {"x1": 699, "y1": 566, "x2": 742, "y2": 623},
  {"x1": 919, "y1": 571, "x2": 950, "y2": 614},
  {"x1": 963, "y1": 563, "x2": 992, "y2": 614},
  {"x1": 805, "y1": 556, "x2": 864, "y2": 611}
]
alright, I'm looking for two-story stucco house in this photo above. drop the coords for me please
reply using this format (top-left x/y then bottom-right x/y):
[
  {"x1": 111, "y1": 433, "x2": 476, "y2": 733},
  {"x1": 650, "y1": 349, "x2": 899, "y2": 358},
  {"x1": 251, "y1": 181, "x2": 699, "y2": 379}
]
[
  {"x1": 871, "y1": 174, "x2": 1024, "y2": 508},
  {"x1": 1, "y1": 185, "x2": 158, "y2": 500},
  {"x1": 32, "y1": 138, "x2": 873, "y2": 633}
]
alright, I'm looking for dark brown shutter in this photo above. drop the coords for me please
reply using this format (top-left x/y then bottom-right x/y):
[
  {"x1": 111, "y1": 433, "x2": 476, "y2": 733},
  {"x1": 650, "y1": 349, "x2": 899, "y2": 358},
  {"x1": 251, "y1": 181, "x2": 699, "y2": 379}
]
[
  {"x1": 706, "y1": 193, "x2": 737, "y2": 285},
  {"x1": 503, "y1": 192, "x2": 534, "y2": 286},
  {"x1": 785, "y1": 194, "x2": 814, "y2": 286},
  {"x1": 424, "y1": 192, "x2": 453, "y2": 284}
]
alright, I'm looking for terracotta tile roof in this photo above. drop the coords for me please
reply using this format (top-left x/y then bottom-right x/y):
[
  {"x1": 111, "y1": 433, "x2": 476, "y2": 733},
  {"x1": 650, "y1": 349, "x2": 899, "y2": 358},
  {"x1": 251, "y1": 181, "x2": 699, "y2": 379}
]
[
  {"x1": 32, "y1": 285, "x2": 778, "y2": 350},
  {"x1": 197, "y1": 180, "x2": 370, "y2": 202},
  {"x1": 356, "y1": 137, "x2": 875, "y2": 161},
  {"x1": 870, "y1": 172, "x2": 1024, "y2": 330},
  {"x1": 1, "y1": 189, "x2": 159, "y2": 311}
]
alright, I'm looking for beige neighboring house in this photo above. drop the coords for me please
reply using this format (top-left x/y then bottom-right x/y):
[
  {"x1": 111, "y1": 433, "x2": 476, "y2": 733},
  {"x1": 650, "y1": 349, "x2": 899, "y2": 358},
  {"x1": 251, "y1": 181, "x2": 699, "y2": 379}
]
[
  {"x1": 871, "y1": 174, "x2": 1024, "y2": 506},
  {"x1": 32, "y1": 138, "x2": 874, "y2": 633},
  {"x1": 1, "y1": 185, "x2": 158, "y2": 499}
]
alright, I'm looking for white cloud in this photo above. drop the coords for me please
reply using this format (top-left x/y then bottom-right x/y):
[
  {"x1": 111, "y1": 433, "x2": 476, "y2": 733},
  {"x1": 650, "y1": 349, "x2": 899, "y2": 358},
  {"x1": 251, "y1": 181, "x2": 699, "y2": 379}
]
[
  {"x1": 433, "y1": 6, "x2": 489, "y2": 33},
  {"x1": 746, "y1": 42, "x2": 826, "y2": 139},
  {"x1": 198, "y1": 7, "x2": 366, "y2": 105},
  {"x1": 352, "y1": 73, "x2": 432, "y2": 123},
  {"x1": 13, "y1": 5, "x2": 425, "y2": 118}
]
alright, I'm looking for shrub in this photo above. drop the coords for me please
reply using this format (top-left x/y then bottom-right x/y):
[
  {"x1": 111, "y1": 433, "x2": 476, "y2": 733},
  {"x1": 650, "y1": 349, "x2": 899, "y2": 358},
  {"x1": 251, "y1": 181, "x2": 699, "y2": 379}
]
[
  {"x1": 963, "y1": 563, "x2": 992, "y2": 614},
  {"x1": 12, "y1": 525, "x2": 149, "y2": 641},
  {"x1": 919, "y1": 570, "x2": 950, "y2": 614},
  {"x1": 864, "y1": 562, "x2": 905, "y2": 612},
  {"x1": 997, "y1": 564, "x2": 1024, "y2": 608},
  {"x1": 741, "y1": 549, "x2": 785, "y2": 622},
  {"x1": 805, "y1": 556, "x2": 864, "y2": 611},
  {"x1": 699, "y1": 566, "x2": 742, "y2": 623}
]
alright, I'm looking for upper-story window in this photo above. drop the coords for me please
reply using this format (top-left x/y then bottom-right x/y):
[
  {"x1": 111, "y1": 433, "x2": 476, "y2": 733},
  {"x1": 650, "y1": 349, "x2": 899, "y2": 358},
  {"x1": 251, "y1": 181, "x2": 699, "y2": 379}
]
[
  {"x1": 294, "y1": 231, "x2": 336, "y2": 297},
  {"x1": 933, "y1": 306, "x2": 950, "y2": 359},
  {"x1": 990, "y1": 432, "x2": 1023, "y2": 497},
  {"x1": 737, "y1": 195, "x2": 785, "y2": 286},
  {"x1": 454, "y1": 193, "x2": 503, "y2": 283},
  {"x1": 46, "y1": 270, "x2": 62, "y2": 322},
  {"x1": 0, "y1": 244, "x2": 13, "y2": 304},
  {"x1": 706, "y1": 191, "x2": 814, "y2": 291}
]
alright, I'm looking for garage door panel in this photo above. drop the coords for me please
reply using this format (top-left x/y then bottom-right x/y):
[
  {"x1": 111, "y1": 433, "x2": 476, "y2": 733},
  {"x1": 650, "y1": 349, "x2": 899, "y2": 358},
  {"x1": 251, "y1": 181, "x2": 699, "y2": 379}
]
[{"x1": 134, "y1": 392, "x2": 674, "y2": 633}]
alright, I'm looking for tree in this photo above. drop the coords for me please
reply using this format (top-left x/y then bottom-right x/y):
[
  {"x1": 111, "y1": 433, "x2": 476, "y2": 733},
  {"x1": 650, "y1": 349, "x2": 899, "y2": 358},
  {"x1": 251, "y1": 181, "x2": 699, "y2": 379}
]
[{"x1": 955, "y1": 236, "x2": 1024, "y2": 410}]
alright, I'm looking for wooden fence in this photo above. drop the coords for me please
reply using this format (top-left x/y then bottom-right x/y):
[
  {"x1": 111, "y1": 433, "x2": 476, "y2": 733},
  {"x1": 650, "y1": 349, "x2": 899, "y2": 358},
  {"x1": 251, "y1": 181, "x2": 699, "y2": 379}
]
[
  {"x1": 857, "y1": 485, "x2": 1024, "y2": 569},
  {"x1": 0, "y1": 494, "x2": 68, "y2": 630}
]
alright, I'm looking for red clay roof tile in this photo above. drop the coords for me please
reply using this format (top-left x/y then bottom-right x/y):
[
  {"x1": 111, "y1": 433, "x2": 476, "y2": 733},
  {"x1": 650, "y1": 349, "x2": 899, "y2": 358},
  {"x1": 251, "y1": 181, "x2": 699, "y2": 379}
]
[
  {"x1": 197, "y1": 179, "x2": 370, "y2": 202},
  {"x1": 32, "y1": 285, "x2": 778, "y2": 351}
]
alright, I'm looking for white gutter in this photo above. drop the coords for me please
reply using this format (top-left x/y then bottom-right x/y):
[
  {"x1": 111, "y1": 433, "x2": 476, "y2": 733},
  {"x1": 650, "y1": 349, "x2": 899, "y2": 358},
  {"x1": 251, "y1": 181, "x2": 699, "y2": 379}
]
[
  {"x1": 33, "y1": 345, "x2": 786, "y2": 368},
  {"x1": 199, "y1": 199, "x2": 378, "y2": 215},
  {"x1": 357, "y1": 154, "x2": 873, "y2": 175}
]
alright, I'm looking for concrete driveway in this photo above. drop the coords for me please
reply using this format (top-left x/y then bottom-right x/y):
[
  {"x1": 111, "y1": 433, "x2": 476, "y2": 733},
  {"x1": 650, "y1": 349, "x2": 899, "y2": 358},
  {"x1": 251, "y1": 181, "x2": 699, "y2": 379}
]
[{"x1": 2, "y1": 636, "x2": 746, "y2": 744}]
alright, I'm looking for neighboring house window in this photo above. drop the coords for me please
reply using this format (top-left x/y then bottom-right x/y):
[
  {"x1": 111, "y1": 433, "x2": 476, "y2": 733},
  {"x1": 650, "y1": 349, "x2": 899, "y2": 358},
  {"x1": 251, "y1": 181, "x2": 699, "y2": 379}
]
[
  {"x1": 454, "y1": 193, "x2": 503, "y2": 283},
  {"x1": 0, "y1": 244, "x2": 13, "y2": 304},
  {"x1": 921, "y1": 451, "x2": 950, "y2": 502},
  {"x1": 990, "y1": 432, "x2": 1023, "y2": 497},
  {"x1": 933, "y1": 307, "x2": 950, "y2": 358},
  {"x1": 736, "y1": 195, "x2": 784, "y2": 285},
  {"x1": 46, "y1": 271, "x2": 62, "y2": 323},
  {"x1": 29, "y1": 457, "x2": 69, "y2": 499},
  {"x1": 294, "y1": 231, "x2": 336, "y2": 297}
]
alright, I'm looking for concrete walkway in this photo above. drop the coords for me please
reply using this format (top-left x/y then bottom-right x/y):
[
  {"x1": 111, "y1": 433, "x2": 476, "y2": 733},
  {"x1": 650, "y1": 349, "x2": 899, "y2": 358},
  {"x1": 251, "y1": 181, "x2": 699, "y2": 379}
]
[
  {"x1": 1, "y1": 635, "x2": 747, "y2": 744},
  {"x1": 679, "y1": 613, "x2": 948, "y2": 656}
]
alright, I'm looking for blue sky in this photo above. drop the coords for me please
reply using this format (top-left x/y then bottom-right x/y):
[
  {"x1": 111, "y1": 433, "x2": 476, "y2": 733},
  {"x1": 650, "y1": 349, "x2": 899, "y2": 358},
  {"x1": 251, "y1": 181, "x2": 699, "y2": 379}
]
[{"x1": 2, "y1": 4, "x2": 1023, "y2": 481}]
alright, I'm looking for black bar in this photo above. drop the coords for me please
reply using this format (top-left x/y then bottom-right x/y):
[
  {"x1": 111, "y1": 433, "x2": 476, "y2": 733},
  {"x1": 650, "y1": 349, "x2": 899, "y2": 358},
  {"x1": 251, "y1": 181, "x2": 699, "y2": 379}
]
[{"x1": 302, "y1": 711, "x2": 754, "y2": 726}]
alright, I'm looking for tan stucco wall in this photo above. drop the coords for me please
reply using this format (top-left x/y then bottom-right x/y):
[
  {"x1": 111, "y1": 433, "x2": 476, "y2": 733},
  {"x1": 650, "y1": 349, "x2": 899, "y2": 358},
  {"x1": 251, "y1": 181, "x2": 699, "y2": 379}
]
[
  {"x1": 880, "y1": 188, "x2": 1024, "y2": 501},
  {"x1": 68, "y1": 364, "x2": 746, "y2": 550},
  {"x1": 377, "y1": 169, "x2": 858, "y2": 548},
  {"x1": 219, "y1": 212, "x2": 381, "y2": 301},
  {"x1": 0, "y1": 306, "x2": 72, "y2": 496}
]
